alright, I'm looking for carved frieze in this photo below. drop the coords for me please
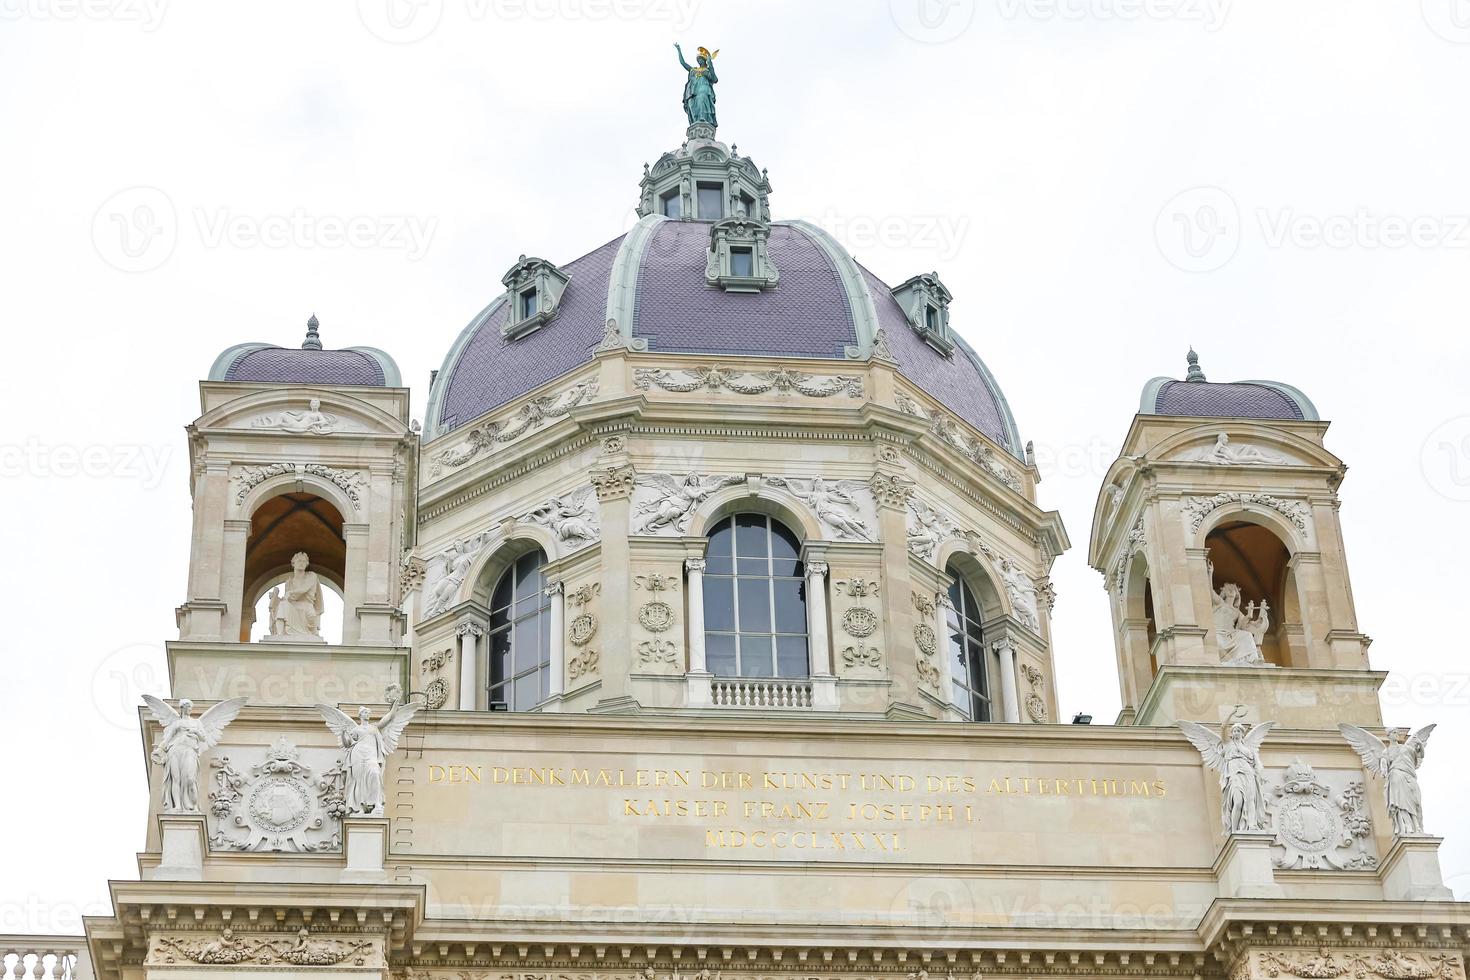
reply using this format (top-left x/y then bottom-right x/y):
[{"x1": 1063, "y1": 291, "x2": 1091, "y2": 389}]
[
  {"x1": 149, "y1": 929, "x2": 376, "y2": 967},
  {"x1": 765, "y1": 475, "x2": 875, "y2": 541},
  {"x1": 231, "y1": 462, "x2": 365, "y2": 510},
  {"x1": 633, "y1": 472, "x2": 743, "y2": 533},
  {"x1": 634, "y1": 364, "x2": 863, "y2": 398},
  {"x1": 516, "y1": 486, "x2": 600, "y2": 554},
  {"x1": 1248, "y1": 948, "x2": 1465, "y2": 980},
  {"x1": 1182, "y1": 492, "x2": 1310, "y2": 535},
  {"x1": 428, "y1": 380, "x2": 599, "y2": 476}
]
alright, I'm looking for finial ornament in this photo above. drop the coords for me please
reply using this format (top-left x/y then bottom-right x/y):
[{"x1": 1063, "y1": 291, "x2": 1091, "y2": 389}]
[
  {"x1": 1185, "y1": 347, "x2": 1206, "y2": 382},
  {"x1": 674, "y1": 42, "x2": 720, "y2": 131},
  {"x1": 303, "y1": 313, "x2": 322, "y2": 350}
]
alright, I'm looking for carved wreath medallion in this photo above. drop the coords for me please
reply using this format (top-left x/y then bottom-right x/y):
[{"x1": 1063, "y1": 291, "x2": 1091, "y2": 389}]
[
  {"x1": 841, "y1": 607, "x2": 879, "y2": 638},
  {"x1": 424, "y1": 677, "x2": 449, "y2": 710},
  {"x1": 638, "y1": 601, "x2": 675, "y2": 633},
  {"x1": 569, "y1": 614, "x2": 598, "y2": 647},
  {"x1": 913, "y1": 623, "x2": 938, "y2": 657}
]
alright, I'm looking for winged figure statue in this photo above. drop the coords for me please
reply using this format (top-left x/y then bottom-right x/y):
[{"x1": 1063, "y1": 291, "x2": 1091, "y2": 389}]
[
  {"x1": 143, "y1": 695, "x2": 249, "y2": 813},
  {"x1": 315, "y1": 701, "x2": 422, "y2": 815},
  {"x1": 636, "y1": 472, "x2": 742, "y2": 534},
  {"x1": 1177, "y1": 717, "x2": 1276, "y2": 834},
  {"x1": 1339, "y1": 723, "x2": 1436, "y2": 836}
]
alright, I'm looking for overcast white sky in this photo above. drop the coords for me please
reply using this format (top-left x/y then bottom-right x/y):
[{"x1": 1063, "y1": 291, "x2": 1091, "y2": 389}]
[{"x1": 3, "y1": 0, "x2": 1469, "y2": 933}]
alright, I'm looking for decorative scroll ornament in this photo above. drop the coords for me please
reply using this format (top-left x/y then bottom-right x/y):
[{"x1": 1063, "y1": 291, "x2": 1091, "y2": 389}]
[
  {"x1": 1021, "y1": 663, "x2": 1048, "y2": 723},
  {"x1": 1254, "y1": 948, "x2": 1465, "y2": 980},
  {"x1": 842, "y1": 645, "x2": 882, "y2": 669},
  {"x1": 569, "y1": 613, "x2": 598, "y2": 647},
  {"x1": 634, "y1": 364, "x2": 864, "y2": 398},
  {"x1": 1182, "y1": 492, "x2": 1310, "y2": 534},
  {"x1": 912, "y1": 591, "x2": 937, "y2": 620},
  {"x1": 429, "y1": 380, "x2": 599, "y2": 475},
  {"x1": 1339, "y1": 723, "x2": 1436, "y2": 836},
  {"x1": 766, "y1": 475, "x2": 874, "y2": 540},
  {"x1": 144, "y1": 696, "x2": 248, "y2": 814},
  {"x1": 637, "y1": 639, "x2": 678, "y2": 666},
  {"x1": 1178, "y1": 715, "x2": 1276, "y2": 833},
  {"x1": 634, "y1": 472, "x2": 744, "y2": 533},
  {"x1": 569, "y1": 649, "x2": 600, "y2": 680},
  {"x1": 870, "y1": 327, "x2": 896, "y2": 361},
  {"x1": 835, "y1": 577, "x2": 879, "y2": 598},
  {"x1": 517, "y1": 485, "x2": 600, "y2": 552},
  {"x1": 232, "y1": 462, "x2": 365, "y2": 510},
  {"x1": 1111, "y1": 516, "x2": 1148, "y2": 597},
  {"x1": 206, "y1": 737, "x2": 342, "y2": 853},
  {"x1": 1268, "y1": 759, "x2": 1377, "y2": 870},
  {"x1": 250, "y1": 398, "x2": 339, "y2": 435},
  {"x1": 150, "y1": 929, "x2": 373, "y2": 967}
]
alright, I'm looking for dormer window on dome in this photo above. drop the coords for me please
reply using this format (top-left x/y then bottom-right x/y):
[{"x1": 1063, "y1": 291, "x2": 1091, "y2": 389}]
[
  {"x1": 891, "y1": 272, "x2": 955, "y2": 356},
  {"x1": 500, "y1": 255, "x2": 570, "y2": 341},
  {"x1": 706, "y1": 215, "x2": 779, "y2": 293}
]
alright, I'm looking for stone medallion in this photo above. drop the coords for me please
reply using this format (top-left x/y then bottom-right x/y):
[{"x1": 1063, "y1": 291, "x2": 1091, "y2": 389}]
[{"x1": 841, "y1": 606, "x2": 878, "y2": 638}]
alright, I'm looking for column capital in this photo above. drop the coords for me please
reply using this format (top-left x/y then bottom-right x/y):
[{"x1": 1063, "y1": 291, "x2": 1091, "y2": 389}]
[
  {"x1": 456, "y1": 622, "x2": 485, "y2": 638},
  {"x1": 684, "y1": 557, "x2": 707, "y2": 574},
  {"x1": 805, "y1": 560, "x2": 830, "y2": 578},
  {"x1": 591, "y1": 463, "x2": 637, "y2": 502},
  {"x1": 544, "y1": 581, "x2": 565, "y2": 598},
  {"x1": 991, "y1": 633, "x2": 1019, "y2": 656}
]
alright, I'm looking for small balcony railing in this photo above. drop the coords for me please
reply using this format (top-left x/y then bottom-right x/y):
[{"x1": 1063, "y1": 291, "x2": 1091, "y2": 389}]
[
  {"x1": 709, "y1": 676, "x2": 813, "y2": 708},
  {"x1": 1, "y1": 938, "x2": 89, "y2": 980}
]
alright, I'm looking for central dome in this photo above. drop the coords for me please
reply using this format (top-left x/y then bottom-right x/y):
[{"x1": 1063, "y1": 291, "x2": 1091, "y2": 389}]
[{"x1": 427, "y1": 215, "x2": 1022, "y2": 457}]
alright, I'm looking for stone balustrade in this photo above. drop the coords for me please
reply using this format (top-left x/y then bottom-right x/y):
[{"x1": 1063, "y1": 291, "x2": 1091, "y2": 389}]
[
  {"x1": 710, "y1": 677, "x2": 813, "y2": 708},
  {"x1": 0, "y1": 938, "x2": 88, "y2": 980}
]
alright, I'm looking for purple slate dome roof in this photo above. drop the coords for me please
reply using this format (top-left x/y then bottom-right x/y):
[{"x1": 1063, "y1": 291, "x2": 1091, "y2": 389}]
[
  {"x1": 427, "y1": 217, "x2": 1023, "y2": 456},
  {"x1": 1140, "y1": 349, "x2": 1318, "y2": 421},
  {"x1": 209, "y1": 315, "x2": 402, "y2": 387}
]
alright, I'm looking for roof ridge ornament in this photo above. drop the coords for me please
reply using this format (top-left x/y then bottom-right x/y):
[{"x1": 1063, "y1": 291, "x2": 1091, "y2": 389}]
[
  {"x1": 303, "y1": 313, "x2": 322, "y2": 350},
  {"x1": 1186, "y1": 347, "x2": 1206, "y2": 382}
]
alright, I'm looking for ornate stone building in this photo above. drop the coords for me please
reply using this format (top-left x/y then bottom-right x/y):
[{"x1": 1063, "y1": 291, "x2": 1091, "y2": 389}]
[{"x1": 9, "y1": 66, "x2": 1468, "y2": 980}]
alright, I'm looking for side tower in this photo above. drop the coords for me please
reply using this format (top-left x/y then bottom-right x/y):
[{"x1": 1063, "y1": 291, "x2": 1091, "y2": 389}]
[
  {"x1": 1089, "y1": 350, "x2": 1375, "y2": 726},
  {"x1": 174, "y1": 316, "x2": 416, "y2": 701}
]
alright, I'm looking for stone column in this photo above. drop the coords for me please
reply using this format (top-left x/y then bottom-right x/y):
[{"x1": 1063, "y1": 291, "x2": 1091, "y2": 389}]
[
  {"x1": 805, "y1": 561, "x2": 831, "y2": 676},
  {"x1": 342, "y1": 523, "x2": 370, "y2": 645},
  {"x1": 456, "y1": 622, "x2": 483, "y2": 710},
  {"x1": 685, "y1": 557, "x2": 711, "y2": 708},
  {"x1": 993, "y1": 633, "x2": 1022, "y2": 724},
  {"x1": 590, "y1": 463, "x2": 637, "y2": 711},
  {"x1": 870, "y1": 469, "x2": 928, "y2": 718},
  {"x1": 220, "y1": 518, "x2": 251, "y2": 642},
  {"x1": 545, "y1": 582, "x2": 566, "y2": 699}
]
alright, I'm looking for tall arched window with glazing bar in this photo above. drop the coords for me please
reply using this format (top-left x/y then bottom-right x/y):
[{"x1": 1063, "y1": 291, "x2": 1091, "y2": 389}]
[{"x1": 702, "y1": 514, "x2": 809, "y2": 678}]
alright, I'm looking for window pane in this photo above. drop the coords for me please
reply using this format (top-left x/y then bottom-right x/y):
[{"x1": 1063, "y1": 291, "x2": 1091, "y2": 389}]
[
  {"x1": 513, "y1": 618, "x2": 540, "y2": 674},
  {"x1": 512, "y1": 672, "x2": 540, "y2": 711},
  {"x1": 521, "y1": 289, "x2": 538, "y2": 319},
  {"x1": 704, "y1": 577, "x2": 735, "y2": 632},
  {"x1": 698, "y1": 184, "x2": 723, "y2": 219},
  {"x1": 773, "y1": 578, "x2": 806, "y2": 634},
  {"x1": 739, "y1": 635, "x2": 773, "y2": 677},
  {"x1": 707, "y1": 518, "x2": 734, "y2": 556},
  {"x1": 490, "y1": 629, "x2": 512, "y2": 686},
  {"x1": 770, "y1": 521, "x2": 800, "y2": 560},
  {"x1": 735, "y1": 514, "x2": 768, "y2": 556},
  {"x1": 737, "y1": 578, "x2": 772, "y2": 632},
  {"x1": 730, "y1": 247, "x2": 753, "y2": 278},
  {"x1": 737, "y1": 557, "x2": 770, "y2": 577},
  {"x1": 492, "y1": 573, "x2": 513, "y2": 615},
  {"x1": 972, "y1": 693, "x2": 991, "y2": 723},
  {"x1": 661, "y1": 191, "x2": 681, "y2": 219},
  {"x1": 776, "y1": 636, "x2": 808, "y2": 678},
  {"x1": 488, "y1": 681, "x2": 509, "y2": 710},
  {"x1": 707, "y1": 633, "x2": 737, "y2": 676}
]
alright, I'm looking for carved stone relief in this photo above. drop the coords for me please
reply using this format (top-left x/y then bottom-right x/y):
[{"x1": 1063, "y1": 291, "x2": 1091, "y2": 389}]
[
  {"x1": 765, "y1": 475, "x2": 876, "y2": 541},
  {"x1": 428, "y1": 380, "x2": 599, "y2": 476},
  {"x1": 232, "y1": 462, "x2": 365, "y2": 510},
  {"x1": 633, "y1": 472, "x2": 744, "y2": 533},
  {"x1": 149, "y1": 929, "x2": 377, "y2": 967},
  {"x1": 516, "y1": 486, "x2": 600, "y2": 554},
  {"x1": 634, "y1": 364, "x2": 863, "y2": 398},
  {"x1": 1021, "y1": 663, "x2": 1048, "y2": 723},
  {"x1": 1268, "y1": 759, "x2": 1377, "y2": 870},
  {"x1": 832, "y1": 576, "x2": 883, "y2": 676},
  {"x1": 1183, "y1": 492, "x2": 1310, "y2": 535},
  {"x1": 1248, "y1": 948, "x2": 1464, "y2": 980},
  {"x1": 249, "y1": 398, "x2": 340, "y2": 435},
  {"x1": 1176, "y1": 432, "x2": 1293, "y2": 466},
  {"x1": 206, "y1": 737, "x2": 342, "y2": 852},
  {"x1": 422, "y1": 530, "x2": 496, "y2": 619},
  {"x1": 566, "y1": 584, "x2": 602, "y2": 686}
]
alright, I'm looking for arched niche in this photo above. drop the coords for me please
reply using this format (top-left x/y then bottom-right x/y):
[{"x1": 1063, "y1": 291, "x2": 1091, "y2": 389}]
[
  {"x1": 1203, "y1": 518, "x2": 1298, "y2": 667},
  {"x1": 240, "y1": 490, "x2": 346, "y2": 643},
  {"x1": 467, "y1": 535, "x2": 554, "y2": 609}
]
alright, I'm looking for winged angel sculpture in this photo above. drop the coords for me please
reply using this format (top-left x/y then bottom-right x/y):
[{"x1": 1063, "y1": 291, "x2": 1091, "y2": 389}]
[
  {"x1": 770, "y1": 476, "x2": 872, "y2": 540},
  {"x1": 143, "y1": 696, "x2": 249, "y2": 813},
  {"x1": 315, "y1": 702, "x2": 422, "y2": 815},
  {"x1": 636, "y1": 472, "x2": 744, "y2": 534},
  {"x1": 1339, "y1": 723, "x2": 1436, "y2": 836},
  {"x1": 1177, "y1": 717, "x2": 1276, "y2": 834}
]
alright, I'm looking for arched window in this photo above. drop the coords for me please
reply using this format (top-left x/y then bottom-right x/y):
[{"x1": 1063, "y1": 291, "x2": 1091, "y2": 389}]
[
  {"x1": 945, "y1": 574, "x2": 993, "y2": 722},
  {"x1": 486, "y1": 549, "x2": 551, "y2": 710},
  {"x1": 703, "y1": 514, "x2": 808, "y2": 678}
]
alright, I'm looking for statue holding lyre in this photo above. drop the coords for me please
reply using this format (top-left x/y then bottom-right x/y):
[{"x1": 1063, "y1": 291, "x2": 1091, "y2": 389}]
[{"x1": 675, "y1": 43, "x2": 719, "y2": 128}]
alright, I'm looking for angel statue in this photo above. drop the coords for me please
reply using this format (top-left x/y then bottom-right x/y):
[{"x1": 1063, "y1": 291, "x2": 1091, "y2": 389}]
[
  {"x1": 800, "y1": 477, "x2": 872, "y2": 540},
  {"x1": 1212, "y1": 582, "x2": 1269, "y2": 667},
  {"x1": 143, "y1": 696, "x2": 248, "y2": 813},
  {"x1": 315, "y1": 701, "x2": 422, "y2": 815},
  {"x1": 1177, "y1": 716, "x2": 1276, "y2": 834},
  {"x1": 1339, "y1": 723, "x2": 1436, "y2": 836},
  {"x1": 674, "y1": 44, "x2": 719, "y2": 129},
  {"x1": 636, "y1": 472, "x2": 741, "y2": 534},
  {"x1": 522, "y1": 492, "x2": 598, "y2": 546}
]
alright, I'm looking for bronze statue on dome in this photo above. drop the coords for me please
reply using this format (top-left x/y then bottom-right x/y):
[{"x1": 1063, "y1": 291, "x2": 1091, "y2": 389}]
[{"x1": 675, "y1": 43, "x2": 719, "y2": 129}]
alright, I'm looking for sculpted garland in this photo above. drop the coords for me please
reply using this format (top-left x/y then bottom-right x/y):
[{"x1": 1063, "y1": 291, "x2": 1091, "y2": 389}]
[
  {"x1": 233, "y1": 462, "x2": 365, "y2": 509},
  {"x1": 633, "y1": 364, "x2": 864, "y2": 398},
  {"x1": 1182, "y1": 491, "x2": 1310, "y2": 534},
  {"x1": 428, "y1": 379, "x2": 599, "y2": 476}
]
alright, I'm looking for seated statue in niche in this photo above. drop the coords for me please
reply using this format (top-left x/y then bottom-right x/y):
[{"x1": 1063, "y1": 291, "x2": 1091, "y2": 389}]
[
  {"x1": 265, "y1": 552, "x2": 325, "y2": 641},
  {"x1": 1212, "y1": 581, "x2": 1270, "y2": 666}
]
